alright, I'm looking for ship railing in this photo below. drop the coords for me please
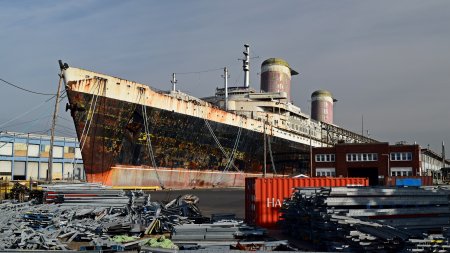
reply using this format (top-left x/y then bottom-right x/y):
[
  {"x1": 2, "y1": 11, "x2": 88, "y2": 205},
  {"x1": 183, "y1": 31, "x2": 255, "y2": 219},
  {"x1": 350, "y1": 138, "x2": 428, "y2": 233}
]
[{"x1": 321, "y1": 123, "x2": 378, "y2": 144}]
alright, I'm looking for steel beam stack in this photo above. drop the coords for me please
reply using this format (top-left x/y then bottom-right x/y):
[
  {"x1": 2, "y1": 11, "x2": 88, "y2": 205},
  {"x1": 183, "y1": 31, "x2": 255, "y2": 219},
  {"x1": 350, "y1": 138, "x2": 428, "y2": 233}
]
[
  {"x1": 407, "y1": 234, "x2": 450, "y2": 252},
  {"x1": 171, "y1": 222, "x2": 266, "y2": 242},
  {"x1": 279, "y1": 186, "x2": 450, "y2": 252}
]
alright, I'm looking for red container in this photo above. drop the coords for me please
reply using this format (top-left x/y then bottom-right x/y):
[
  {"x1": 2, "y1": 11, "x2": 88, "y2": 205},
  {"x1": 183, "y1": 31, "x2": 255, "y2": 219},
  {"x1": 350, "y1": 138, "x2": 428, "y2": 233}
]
[
  {"x1": 384, "y1": 176, "x2": 433, "y2": 186},
  {"x1": 245, "y1": 177, "x2": 369, "y2": 228}
]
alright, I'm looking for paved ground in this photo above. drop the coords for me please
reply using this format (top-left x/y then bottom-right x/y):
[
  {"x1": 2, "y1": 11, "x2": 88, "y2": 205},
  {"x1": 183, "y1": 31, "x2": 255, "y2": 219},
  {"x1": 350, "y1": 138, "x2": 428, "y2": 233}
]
[
  {"x1": 148, "y1": 187, "x2": 245, "y2": 219},
  {"x1": 149, "y1": 188, "x2": 318, "y2": 251}
]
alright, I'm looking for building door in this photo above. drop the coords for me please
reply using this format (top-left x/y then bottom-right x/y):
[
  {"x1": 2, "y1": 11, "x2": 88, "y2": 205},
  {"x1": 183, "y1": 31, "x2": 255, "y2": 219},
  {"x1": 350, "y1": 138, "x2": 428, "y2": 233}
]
[{"x1": 348, "y1": 167, "x2": 379, "y2": 186}]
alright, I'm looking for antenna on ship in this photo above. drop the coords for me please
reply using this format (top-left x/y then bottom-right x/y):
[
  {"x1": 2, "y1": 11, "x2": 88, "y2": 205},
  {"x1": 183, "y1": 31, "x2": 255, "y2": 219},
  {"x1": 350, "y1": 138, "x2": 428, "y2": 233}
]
[
  {"x1": 242, "y1": 44, "x2": 250, "y2": 88},
  {"x1": 171, "y1": 73, "x2": 177, "y2": 91},
  {"x1": 222, "y1": 67, "x2": 229, "y2": 111}
]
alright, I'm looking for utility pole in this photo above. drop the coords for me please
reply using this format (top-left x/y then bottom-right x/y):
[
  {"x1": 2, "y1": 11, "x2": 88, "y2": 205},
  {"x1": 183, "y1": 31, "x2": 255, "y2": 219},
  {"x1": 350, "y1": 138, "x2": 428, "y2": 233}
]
[
  {"x1": 309, "y1": 123, "x2": 313, "y2": 177},
  {"x1": 48, "y1": 65, "x2": 64, "y2": 183}
]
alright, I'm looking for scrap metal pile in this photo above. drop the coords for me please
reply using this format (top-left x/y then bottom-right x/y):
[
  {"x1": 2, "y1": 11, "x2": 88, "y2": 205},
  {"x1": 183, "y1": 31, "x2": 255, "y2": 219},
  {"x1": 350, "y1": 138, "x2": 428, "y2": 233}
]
[
  {"x1": 279, "y1": 187, "x2": 450, "y2": 252},
  {"x1": 0, "y1": 183, "x2": 208, "y2": 251},
  {"x1": 0, "y1": 183, "x2": 286, "y2": 252}
]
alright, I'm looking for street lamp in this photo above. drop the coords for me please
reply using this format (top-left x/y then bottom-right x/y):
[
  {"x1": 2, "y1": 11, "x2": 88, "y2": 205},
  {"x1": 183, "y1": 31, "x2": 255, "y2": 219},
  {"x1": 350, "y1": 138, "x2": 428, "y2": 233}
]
[
  {"x1": 309, "y1": 122, "x2": 313, "y2": 177},
  {"x1": 309, "y1": 122, "x2": 319, "y2": 177}
]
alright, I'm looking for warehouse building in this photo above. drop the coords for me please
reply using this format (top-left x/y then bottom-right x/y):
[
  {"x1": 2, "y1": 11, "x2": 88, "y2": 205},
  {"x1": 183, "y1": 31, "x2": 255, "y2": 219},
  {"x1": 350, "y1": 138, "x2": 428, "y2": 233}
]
[
  {"x1": 0, "y1": 131, "x2": 84, "y2": 180},
  {"x1": 312, "y1": 142, "x2": 448, "y2": 186},
  {"x1": 421, "y1": 147, "x2": 450, "y2": 182}
]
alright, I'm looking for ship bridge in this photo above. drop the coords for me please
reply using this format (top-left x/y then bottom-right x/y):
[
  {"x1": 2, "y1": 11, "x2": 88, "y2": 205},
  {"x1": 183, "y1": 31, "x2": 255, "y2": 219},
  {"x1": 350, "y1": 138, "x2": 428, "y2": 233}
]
[{"x1": 203, "y1": 86, "x2": 377, "y2": 148}]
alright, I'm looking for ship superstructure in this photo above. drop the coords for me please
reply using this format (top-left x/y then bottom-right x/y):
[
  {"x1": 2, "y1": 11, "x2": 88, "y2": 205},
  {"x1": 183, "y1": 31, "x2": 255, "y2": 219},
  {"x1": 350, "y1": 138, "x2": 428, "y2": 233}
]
[{"x1": 61, "y1": 45, "x2": 376, "y2": 188}]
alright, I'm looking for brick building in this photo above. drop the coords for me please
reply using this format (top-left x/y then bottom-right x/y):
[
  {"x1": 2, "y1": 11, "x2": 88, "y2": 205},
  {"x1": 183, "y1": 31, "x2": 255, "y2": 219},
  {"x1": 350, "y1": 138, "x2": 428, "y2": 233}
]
[{"x1": 312, "y1": 142, "x2": 421, "y2": 186}]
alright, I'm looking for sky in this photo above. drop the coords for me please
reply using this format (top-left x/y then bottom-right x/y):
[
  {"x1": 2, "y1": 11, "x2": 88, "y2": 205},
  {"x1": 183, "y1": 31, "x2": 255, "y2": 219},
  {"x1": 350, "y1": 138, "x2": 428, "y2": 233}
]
[{"x1": 0, "y1": 0, "x2": 449, "y2": 156}]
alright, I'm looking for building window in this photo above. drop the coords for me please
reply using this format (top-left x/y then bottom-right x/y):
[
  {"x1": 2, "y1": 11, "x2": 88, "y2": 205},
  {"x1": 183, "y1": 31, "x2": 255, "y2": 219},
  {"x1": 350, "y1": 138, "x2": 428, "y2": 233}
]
[
  {"x1": 39, "y1": 163, "x2": 48, "y2": 180},
  {"x1": 27, "y1": 162, "x2": 39, "y2": 180},
  {"x1": 391, "y1": 167, "x2": 413, "y2": 176},
  {"x1": 65, "y1": 146, "x2": 75, "y2": 154},
  {"x1": 75, "y1": 148, "x2": 82, "y2": 159},
  {"x1": 40, "y1": 144, "x2": 49, "y2": 152},
  {"x1": 346, "y1": 153, "x2": 378, "y2": 162},
  {"x1": 27, "y1": 144, "x2": 40, "y2": 157},
  {"x1": 14, "y1": 143, "x2": 27, "y2": 156},
  {"x1": 390, "y1": 152, "x2": 412, "y2": 161},
  {"x1": 0, "y1": 142, "x2": 13, "y2": 156},
  {"x1": 315, "y1": 154, "x2": 335, "y2": 162},
  {"x1": 13, "y1": 161, "x2": 26, "y2": 180},
  {"x1": 316, "y1": 168, "x2": 336, "y2": 177},
  {"x1": 0, "y1": 161, "x2": 12, "y2": 178}
]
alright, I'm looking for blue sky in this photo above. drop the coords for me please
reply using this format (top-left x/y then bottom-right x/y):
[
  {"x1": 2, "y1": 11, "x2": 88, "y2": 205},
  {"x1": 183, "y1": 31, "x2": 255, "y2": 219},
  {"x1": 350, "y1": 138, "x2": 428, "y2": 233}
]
[{"x1": 0, "y1": 0, "x2": 449, "y2": 156}]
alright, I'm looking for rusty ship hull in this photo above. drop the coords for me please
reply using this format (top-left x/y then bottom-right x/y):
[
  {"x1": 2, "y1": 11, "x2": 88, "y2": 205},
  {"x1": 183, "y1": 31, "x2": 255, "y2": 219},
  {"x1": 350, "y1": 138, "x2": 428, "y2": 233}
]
[{"x1": 63, "y1": 67, "x2": 317, "y2": 188}]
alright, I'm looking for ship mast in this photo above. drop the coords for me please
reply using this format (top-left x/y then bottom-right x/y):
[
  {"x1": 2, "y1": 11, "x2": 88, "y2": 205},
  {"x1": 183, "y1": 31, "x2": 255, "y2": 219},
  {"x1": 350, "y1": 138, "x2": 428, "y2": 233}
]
[
  {"x1": 222, "y1": 67, "x2": 229, "y2": 111},
  {"x1": 242, "y1": 44, "x2": 250, "y2": 88},
  {"x1": 171, "y1": 73, "x2": 177, "y2": 91}
]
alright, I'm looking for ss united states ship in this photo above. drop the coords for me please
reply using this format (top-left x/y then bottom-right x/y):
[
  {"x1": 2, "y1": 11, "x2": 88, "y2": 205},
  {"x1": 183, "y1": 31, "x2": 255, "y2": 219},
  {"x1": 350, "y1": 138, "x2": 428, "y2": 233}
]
[{"x1": 61, "y1": 45, "x2": 376, "y2": 188}]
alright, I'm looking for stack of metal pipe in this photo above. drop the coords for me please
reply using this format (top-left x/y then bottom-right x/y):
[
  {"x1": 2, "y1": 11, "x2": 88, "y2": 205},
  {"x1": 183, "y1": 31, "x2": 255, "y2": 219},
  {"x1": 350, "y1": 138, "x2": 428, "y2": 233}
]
[{"x1": 42, "y1": 183, "x2": 128, "y2": 206}]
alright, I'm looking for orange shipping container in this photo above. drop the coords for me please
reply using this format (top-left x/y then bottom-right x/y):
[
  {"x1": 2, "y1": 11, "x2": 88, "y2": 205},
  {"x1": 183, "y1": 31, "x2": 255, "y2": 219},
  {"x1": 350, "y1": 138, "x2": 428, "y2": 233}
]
[{"x1": 245, "y1": 177, "x2": 369, "y2": 228}]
